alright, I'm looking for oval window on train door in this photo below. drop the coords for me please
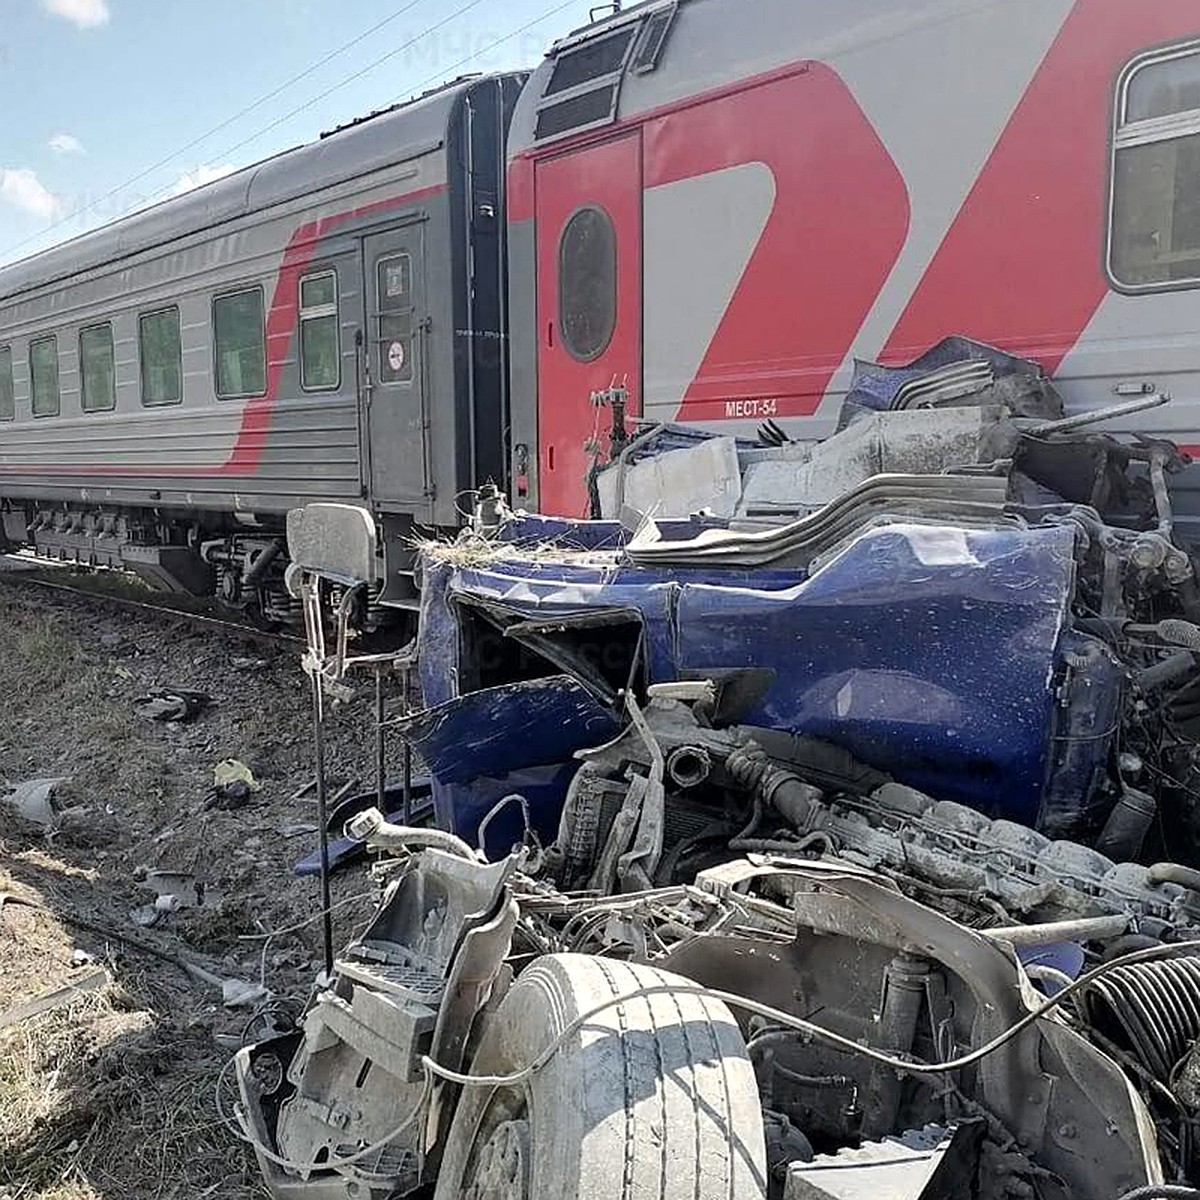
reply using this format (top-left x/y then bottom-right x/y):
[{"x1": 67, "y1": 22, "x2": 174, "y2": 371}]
[{"x1": 558, "y1": 205, "x2": 617, "y2": 361}]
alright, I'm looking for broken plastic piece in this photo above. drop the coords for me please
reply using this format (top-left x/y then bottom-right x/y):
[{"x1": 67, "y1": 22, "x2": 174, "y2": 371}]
[
  {"x1": 3, "y1": 778, "x2": 64, "y2": 829},
  {"x1": 211, "y1": 759, "x2": 262, "y2": 809},
  {"x1": 134, "y1": 689, "x2": 211, "y2": 723}
]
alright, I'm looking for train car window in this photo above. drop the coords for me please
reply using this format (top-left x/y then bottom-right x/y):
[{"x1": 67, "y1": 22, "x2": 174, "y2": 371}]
[
  {"x1": 79, "y1": 323, "x2": 116, "y2": 412},
  {"x1": 213, "y1": 287, "x2": 266, "y2": 399},
  {"x1": 535, "y1": 86, "x2": 620, "y2": 141},
  {"x1": 299, "y1": 271, "x2": 340, "y2": 391},
  {"x1": 30, "y1": 335, "x2": 59, "y2": 418},
  {"x1": 376, "y1": 255, "x2": 413, "y2": 384},
  {"x1": 536, "y1": 22, "x2": 641, "y2": 142},
  {"x1": 0, "y1": 346, "x2": 13, "y2": 421},
  {"x1": 139, "y1": 308, "x2": 182, "y2": 406},
  {"x1": 1110, "y1": 43, "x2": 1200, "y2": 290},
  {"x1": 558, "y1": 206, "x2": 617, "y2": 361}
]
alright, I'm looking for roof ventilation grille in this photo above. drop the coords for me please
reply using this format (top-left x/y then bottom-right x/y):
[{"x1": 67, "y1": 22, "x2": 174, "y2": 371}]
[{"x1": 630, "y1": 4, "x2": 677, "y2": 75}]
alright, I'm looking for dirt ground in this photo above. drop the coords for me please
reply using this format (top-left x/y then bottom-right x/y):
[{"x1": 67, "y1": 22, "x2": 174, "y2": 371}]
[{"x1": 0, "y1": 574, "x2": 409, "y2": 1199}]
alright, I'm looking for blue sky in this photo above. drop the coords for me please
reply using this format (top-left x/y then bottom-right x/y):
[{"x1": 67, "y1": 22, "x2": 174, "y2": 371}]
[{"x1": 0, "y1": 0, "x2": 600, "y2": 265}]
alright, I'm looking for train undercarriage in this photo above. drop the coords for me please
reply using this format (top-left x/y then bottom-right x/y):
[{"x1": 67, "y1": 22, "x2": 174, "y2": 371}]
[{"x1": 0, "y1": 499, "x2": 426, "y2": 632}]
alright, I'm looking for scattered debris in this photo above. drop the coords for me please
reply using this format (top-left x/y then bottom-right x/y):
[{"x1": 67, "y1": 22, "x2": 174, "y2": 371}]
[
  {"x1": 0, "y1": 968, "x2": 109, "y2": 1030},
  {"x1": 210, "y1": 757, "x2": 262, "y2": 809},
  {"x1": 2, "y1": 777, "x2": 64, "y2": 829},
  {"x1": 137, "y1": 869, "x2": 220, "y2": 909},
  {"x1": 280, "y1": 822, "x2": 318, "y2": 839},
  {"x1": 0, "y1": 964, "x2": 110, "y2": 1032},
  {"x1": 252, "y1": 340, "x2": 1200, "y2": 1198},
  {"x1": 232, "y1": 656, "x2": 269, "y2": 671},
  {"x1": 0, "y1": 580, "x2": 383, "y2": 1199},
  {"x1": 134, "y1": 687, "x2": 211, "y2": 722},
  {"x1": 220, "y1": 978, "x2": 271, "y2": 1010},
  {"x1": 289, "y1": 776, "x2": 317, "y2": 802},
  {"x1": 129, "y1": 903, "x2": 164, "y2": 927}
]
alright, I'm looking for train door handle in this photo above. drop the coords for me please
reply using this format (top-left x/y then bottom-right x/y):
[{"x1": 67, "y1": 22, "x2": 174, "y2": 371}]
[{"x1": 547, "y1": 321, "x2": 554, "y2": 348}]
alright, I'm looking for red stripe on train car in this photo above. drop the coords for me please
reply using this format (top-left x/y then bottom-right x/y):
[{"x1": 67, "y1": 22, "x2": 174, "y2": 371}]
[
  {"x1": 2, "y1": 183, "x2": 445, "y2": 478},
  {"x1": 640, "y1": 62, "x2": 909, "y2": 419},
  {"x1": 881, "y1": 0, "x2": 1200, "y2": 372}
]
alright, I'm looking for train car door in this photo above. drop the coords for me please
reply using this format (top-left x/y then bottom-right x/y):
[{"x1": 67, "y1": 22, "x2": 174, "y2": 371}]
[
  {"x1": 362, "y1": 224, "x2": 430, "y2": 509},
  {"x1": 535, "y1": 133, "x2": 642, "y2": 516}
]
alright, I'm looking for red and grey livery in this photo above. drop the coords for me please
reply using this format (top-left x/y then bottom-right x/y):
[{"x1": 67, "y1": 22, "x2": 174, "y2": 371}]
[
  {"x1": 0, "y1": 75, "x2": 522, "y2": 613},
  {"x1": 507, "y1": 0, "x2": 1200, "y2": 521}
]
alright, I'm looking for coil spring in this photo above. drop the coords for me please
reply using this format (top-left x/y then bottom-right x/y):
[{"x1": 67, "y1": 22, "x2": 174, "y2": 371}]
[{"x1": 1079, "y1": 955, "x2": 1200, "y2": 1081}]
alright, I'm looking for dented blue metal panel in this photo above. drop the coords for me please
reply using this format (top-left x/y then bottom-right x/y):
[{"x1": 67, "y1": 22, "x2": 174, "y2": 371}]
[
  {"x1": 417, "y1": 521, "x2": 1096, "y2": 831},
  {"x1": 672, "y1": 523, "x2": 1078, "y2": 822},
  {"x1": 396, "y1": 675, "x2": 621, "y2": 850}
]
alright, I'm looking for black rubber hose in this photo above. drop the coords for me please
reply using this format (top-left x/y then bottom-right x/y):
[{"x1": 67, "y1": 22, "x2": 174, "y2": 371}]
[{"x1": 1079, "y1": 955, "x2": 1200, "y2": 1080}]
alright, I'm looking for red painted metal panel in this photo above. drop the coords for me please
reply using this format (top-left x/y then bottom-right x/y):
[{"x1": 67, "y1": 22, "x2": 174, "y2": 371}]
[
  {"x1": 882, "y1": 0, "x2": 1200, "y2": 372},
  {"x1": 643, "y1": 63, "x2": 909, "y2": 422},
  {"x1": 535, "y1": 133, "x2": 642, "y2": 517}
]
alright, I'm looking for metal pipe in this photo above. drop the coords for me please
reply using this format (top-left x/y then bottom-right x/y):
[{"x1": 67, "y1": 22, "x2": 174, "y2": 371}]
[
  {"x1": 982, "y1": 913, "x2": 1131, "y2": 947},
  {"x1": 1150, "y1": 446, "x2": 1175, "y2": 536},
  {"x1": 1026, "y1": 391, "x2": 1170, "y2": 436},
  {"x1": 400, "y1": 659, "x2": 413, "y2": 825},
  {"x1": 309, "y1": 668, "x2": 334, "y2": 978},
  {"x1": 243, "y1": 539, "x2": 284, "y2": 588},
  {"x1": 375, "y1": 666, "x2": 386, "y2": 819},
  {"x1": 346, "y1": 807, "x2": 477, "y2": 860}
]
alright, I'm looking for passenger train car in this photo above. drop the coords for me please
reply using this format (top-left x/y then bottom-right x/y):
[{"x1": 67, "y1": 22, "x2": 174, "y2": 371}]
[
  {"x1": 0, "y1": 74, "x2": 523, "y2": 615},
  {"x1": 4, "y1": 0, "x2": 1200, "y2": 609},
  {"x1": 507, "y1": 0, "x2": 1200, "y2": 521}
]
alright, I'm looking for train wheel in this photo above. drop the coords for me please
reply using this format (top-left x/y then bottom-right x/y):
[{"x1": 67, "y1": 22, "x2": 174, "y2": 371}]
[{"x1": 433, "y1": 953, "x2": 767, "y2": 1200}]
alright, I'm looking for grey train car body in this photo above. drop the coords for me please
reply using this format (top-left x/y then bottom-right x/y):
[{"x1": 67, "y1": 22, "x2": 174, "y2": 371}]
[
  {"x1": 0, "y1": 74, "x2": 523, "y2": 614},
  {"x1": 506, "y1": 0, "x2": 1200, "y2": 524}
]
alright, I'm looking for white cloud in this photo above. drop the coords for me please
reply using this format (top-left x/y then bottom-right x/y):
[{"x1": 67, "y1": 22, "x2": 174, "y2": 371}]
[
  {"x1": 40, "y1": 0, "x2": 110, "y2": 29},
  {"x1": 48, "y1": 132, "x2": 84, "y2": 156},
  {"x1": 170, "y1": 163, "x2": 237, "y2": 196},
  {"x1": 0, "y1": 168, "x2": 64, "y2": 222}
]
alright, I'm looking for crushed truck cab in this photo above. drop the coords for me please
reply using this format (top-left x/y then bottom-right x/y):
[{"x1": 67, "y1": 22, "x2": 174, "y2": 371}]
[{"x1": 239, "y1": 341, "x2": 1200, "y2": 1198}]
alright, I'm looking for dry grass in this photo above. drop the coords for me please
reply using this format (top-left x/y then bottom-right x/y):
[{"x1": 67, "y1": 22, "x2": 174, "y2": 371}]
[
  {"x1": 0, "y1": 983, "x2": 259, "y2": 1200},
  {"x1": 413, "y1": 530, "x2": 622, "y2": 570},
  {"x1": 0, "y1": 578, "x2": 390, "y2": 1199},
  {"x1": 0, "y1": 590, "x2": 304, "y2": 1198}
]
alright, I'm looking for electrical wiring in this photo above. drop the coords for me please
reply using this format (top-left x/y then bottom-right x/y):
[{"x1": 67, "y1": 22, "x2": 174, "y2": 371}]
[
  {"x1": 217, "y1": 921, "x2": 1200, "y2": 1182},
  {"x1": 419, "y1": 939, "x2": 1200, "y2": 1089}
]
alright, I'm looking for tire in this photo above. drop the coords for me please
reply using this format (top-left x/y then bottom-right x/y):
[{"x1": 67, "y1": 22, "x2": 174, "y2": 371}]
[{"x1": 433, "y1": 953, "x2": 767, "y2": 1200}]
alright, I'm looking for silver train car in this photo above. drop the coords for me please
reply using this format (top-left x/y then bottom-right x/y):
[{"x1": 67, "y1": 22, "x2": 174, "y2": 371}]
[{"x1": 0, "y1": 74, "x2": 524, "y2": 617}]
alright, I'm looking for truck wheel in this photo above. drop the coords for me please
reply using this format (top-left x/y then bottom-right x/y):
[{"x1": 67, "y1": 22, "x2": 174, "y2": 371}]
[{"x1": 433, "y1": 953, "x2": 767, "y2": 1200}]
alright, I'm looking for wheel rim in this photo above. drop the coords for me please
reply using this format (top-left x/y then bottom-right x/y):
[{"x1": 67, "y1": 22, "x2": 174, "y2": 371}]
[{"x1": 462, "y1": 1117, "x2": 531, "y2": 1200}]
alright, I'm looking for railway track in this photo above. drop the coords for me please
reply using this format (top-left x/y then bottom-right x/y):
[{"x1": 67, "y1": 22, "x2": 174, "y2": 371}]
[{"x1": 0, "y1": 555, "x2": 303, "y2": 647}]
